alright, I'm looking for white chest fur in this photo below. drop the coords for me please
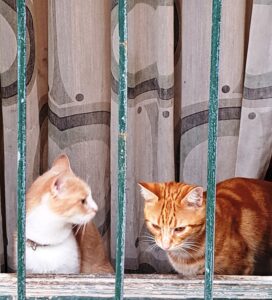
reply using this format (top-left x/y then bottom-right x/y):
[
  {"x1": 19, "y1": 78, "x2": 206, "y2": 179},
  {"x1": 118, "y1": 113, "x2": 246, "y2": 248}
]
[
  {"x1": 26, "y1": 232, "x2": 80, "y2": 274},
  {"x1": 23, "y1": 196, "x2": 80, "y2": 274}
]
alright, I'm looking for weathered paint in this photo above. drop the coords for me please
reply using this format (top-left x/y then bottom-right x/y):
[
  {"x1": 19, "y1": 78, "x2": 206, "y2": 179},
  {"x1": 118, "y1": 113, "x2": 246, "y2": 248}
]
[
  {"x1": 204, "y1": 0, "x2": 222, "y2": 299},
  {"x1": 115, "y1": 0, "x2": 128, "y2": 300},
  {"x1": 16, "y1": 0, "x2": 27, "y2": 300}
]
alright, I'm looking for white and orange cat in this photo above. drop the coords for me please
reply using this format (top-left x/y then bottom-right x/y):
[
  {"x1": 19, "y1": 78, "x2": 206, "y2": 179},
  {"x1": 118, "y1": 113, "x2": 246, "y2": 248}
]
[
  {"x1": 14, "y1": 154, "x2": 113, "y2": 274},
  {"x1": 139, "y1": 178, "x2": 272, "y2": 276}
]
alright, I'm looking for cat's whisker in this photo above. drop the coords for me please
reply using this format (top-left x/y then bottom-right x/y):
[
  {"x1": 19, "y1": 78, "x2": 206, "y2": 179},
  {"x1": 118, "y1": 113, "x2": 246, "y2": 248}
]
[
  {"x1": 182, "y1": 242, "x2": 201, "y2": 248},
  {"x1": 83, "y1": 223, "x2": 87, "y2": 236},
  {"x1": 139, "y1": 236, "x2": 156, "y2": 243},
  {"x1": 74, "y1": 225, "x2": 79, "y2": 235},
  {"x1": 139, "y1": 234, "x2": 155, "y2": 240},
  {"x1": 182, "y1": 242, "x2": 201, "y2": 251},
  {"x1": 179, "y1": 247, "x2": 197, "y2": 262},
  {"x1": 74, "y1": 224, "x2": 83, "y2": 236},
  {"x1": 174, "y1": 243, "x2": 200, "y2": 257},
  {"x1": 145, "y1": 244, "x2": 153, "y2": 252},
  {"x1": 139, "y1": 234, "x2": 156, "y2": 245},
  {"x1": 139, "y1": 236, "x2": 154, "y2": 240},
  {"x1": 186, "y1": 243, "x2": 201, "y2": 248},
  {"x1": 184, "y1": 243, "x2": 200, "y2": 249},
  {"x1": 80, "y1": 223, "x2": 87, "y2": 242},
  {"x1": 184, "y1": 240, "x2": 201, "y2": 247},
  {"x1": 184, "y1": 240, "x2": 201, "y2": 245},
  {"x1": 183, "y1": 246, "x2": 200, "y2": 252},
  {"x1": 146, "y1": 240, "x2": 158, "y2": 247},
  {"x1": 139, "y1": 238, "x2": 156, "y2": 244},
  {"x1": 74, "y1": 226, "x2": 80, "y2": 236},
  {"x1": 141, "y1": 241, "x2": 156, "y2": 245},
  {"x1": 146, "y1": 243, "x2": 160, "y2": 253},
  {"x1": 139, "y1": 238, "x2": 155, "y2": 242}
]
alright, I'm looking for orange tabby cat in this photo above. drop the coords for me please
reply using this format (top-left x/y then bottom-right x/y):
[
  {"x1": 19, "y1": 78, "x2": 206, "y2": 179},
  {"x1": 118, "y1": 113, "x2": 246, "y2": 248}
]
[
  {"x1": 139, "y1": 178, "x2": 272, "y2": 276},
  {"x1": 14, "y1": 154, "x2": 113, "y2": 274}
]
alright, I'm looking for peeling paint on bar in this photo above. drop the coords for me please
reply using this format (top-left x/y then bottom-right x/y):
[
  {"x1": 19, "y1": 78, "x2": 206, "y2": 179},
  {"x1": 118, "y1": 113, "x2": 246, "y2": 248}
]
[
  {"x1": 204, "y1": 0, "x2": 222, "y2": 299},
  {"x1": 17, "y1": 0, "x2": 27, "y2": 299},
  {"x1": 115, "y1": 0, "x2": 128, "y2": 300}
]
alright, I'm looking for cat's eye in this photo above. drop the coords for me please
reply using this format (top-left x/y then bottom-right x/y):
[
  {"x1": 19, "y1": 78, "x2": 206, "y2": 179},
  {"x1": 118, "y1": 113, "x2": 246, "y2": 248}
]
[
  {"x1": 151, "y1": 223, "x2": 160, "y2": 231},
  {"x1": 81, "y1": 198, "x2": 86, "y2": 205},
  {"x1": 174, "y1": 226, "x2": 186, "y2": 233}
]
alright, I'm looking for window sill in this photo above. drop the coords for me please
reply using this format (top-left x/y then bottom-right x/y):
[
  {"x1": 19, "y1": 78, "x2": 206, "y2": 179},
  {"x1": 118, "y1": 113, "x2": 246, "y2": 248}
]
[{"x1": 0, "y1": 274, "x2": 272, "y2": 299}]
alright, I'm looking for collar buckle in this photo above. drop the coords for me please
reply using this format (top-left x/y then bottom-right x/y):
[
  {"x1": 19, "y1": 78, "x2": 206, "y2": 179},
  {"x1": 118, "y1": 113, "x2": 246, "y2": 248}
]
[{"x1": 26, "y1": 239, "x2": 41, "y2": 251}]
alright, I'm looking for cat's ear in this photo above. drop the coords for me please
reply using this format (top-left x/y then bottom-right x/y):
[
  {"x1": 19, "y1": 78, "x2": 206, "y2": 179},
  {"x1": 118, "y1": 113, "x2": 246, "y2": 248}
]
[
  {"x1": 138, "y1": 182, "x2": 159, "y2": 203},
  {"x1": 51, "y1": 154, "x2": 72, "y2": 173},
  {"x1": 51, "y1": 172, "x2": 68, "y2": 196},
  {"x1": 185, "y1": 187, "x2": 203, "y2": 207}
]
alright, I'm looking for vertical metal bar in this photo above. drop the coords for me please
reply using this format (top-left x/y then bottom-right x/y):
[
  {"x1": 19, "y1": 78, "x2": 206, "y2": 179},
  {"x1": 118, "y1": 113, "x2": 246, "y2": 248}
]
[
  {"x1": 204, "y1": 0, "x2": 222, "y2": 299},
  {"x1": 16, "y1": 0, "x2": 26, "y2": 299},
  {"x1": 115, "y1": 0, "x2": 128, "y2": 299}
]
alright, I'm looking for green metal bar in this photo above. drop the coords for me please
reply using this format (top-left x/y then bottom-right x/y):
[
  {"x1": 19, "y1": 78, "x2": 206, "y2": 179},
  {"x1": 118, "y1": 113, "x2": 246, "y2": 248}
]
[
  {"x1": 16, "y1": 0, "x2": 27, "y2": 299},
  {"x1": 115, "y1": 0, "x2": 128, "y2": 299},
  {"x1": 204, "y1": 0, "x2": 222, "y2": 299}
]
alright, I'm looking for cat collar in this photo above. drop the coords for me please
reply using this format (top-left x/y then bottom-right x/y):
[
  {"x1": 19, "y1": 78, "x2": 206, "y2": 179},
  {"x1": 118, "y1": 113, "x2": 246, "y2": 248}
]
[{"x1": 26, "y1": 239, "x2": 49, "y2": 251}]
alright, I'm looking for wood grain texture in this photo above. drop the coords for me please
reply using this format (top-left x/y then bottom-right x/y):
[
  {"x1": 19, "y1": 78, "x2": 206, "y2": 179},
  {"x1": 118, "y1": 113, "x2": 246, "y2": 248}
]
[{"x1": 0, "y1": 274, "x2": 272, "y2": 299}]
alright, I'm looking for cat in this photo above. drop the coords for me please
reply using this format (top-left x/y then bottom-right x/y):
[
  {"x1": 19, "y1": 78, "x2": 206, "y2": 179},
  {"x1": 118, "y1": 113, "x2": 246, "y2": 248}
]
[
  {"x1": 139, "y1": 178, "x2": 272, "y2": 276},
  {"x1": 14, "y1": 154, "x2": 113, "y2": 274}
]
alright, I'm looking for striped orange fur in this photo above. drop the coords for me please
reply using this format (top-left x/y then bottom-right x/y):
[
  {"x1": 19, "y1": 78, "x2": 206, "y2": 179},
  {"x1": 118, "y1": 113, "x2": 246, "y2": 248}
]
[{"x1": 139, "y1": 178, "x2": 272, "y2": 276}]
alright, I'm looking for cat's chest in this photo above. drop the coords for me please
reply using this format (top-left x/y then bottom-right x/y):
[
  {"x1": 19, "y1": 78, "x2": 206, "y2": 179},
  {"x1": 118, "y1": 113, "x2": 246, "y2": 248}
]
[
  {"x1": 26, "y1": 233, "x2": 80, "y2": 274},
  {"x1": 167, "y1": 252, "x2": 204, "y2": 276}
]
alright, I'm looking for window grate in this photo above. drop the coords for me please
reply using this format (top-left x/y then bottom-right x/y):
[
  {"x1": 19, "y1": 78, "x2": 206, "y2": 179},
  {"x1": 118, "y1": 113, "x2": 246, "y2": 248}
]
[{"x1": 14, "y1": 0, "x2": 222, "y2": 299}]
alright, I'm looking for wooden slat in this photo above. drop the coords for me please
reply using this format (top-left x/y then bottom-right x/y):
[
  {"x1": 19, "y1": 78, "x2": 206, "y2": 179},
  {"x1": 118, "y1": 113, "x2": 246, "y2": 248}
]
[{"x1": 0, "y1": 274, "x2": 271, "y2": 299}]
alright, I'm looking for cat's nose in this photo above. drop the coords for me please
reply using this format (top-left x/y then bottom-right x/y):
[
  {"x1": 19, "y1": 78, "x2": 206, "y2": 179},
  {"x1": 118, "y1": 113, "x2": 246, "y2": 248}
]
[
  {"x1": 87, "y1": 194, "x2": 98, "y2": 212},
  {"x1": 163, "y1": 244, "x2": 170, "y2": 250},
  {"x1": 87, "y1": 193, "x2": 98, "y2": 213},
  {"x1": 161, "y1": 240, "x2": 171, "y2": 250},
  {"x1": 90, "y1": 201, "x2": 98, "y2": 212}
]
